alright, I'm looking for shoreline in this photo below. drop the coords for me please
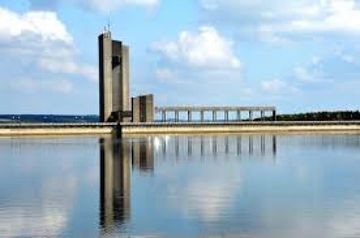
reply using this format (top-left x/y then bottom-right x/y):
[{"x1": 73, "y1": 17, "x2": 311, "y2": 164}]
[{"x1": 0, "y1": 121, "x2": 360, "y2": 136}]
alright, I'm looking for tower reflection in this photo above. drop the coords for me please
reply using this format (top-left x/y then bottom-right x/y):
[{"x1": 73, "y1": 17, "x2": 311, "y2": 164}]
[
  {"x1": 100, "y1": 136, "x2": 155, "y2": 233},
  {"x1": 100, "y1": 137, "x2": 131, "y2": 233}
]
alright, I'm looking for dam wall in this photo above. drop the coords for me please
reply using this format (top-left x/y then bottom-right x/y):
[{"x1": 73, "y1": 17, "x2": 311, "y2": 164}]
[
  {"x1": 120, "y1": 121, "x2": 360, "y2": 135},
  {"x1": 0, "y1": 123, "x2": 117, "y2": 136},
  {"x1": 1, "y1": 121, "x2": 360, "y2": 136}
]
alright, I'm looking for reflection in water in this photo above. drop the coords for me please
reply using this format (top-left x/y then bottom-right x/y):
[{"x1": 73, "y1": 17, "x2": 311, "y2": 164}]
[
  {"x1": 99, "y1": 135, "x2": 277, "y2": 234},
  {"x1": 100, "y1": 138, "x2": 131, "y2": 233},
  {"x1": 3, "y1": 134, "x2": 360, "y2": 237},
  {"x1": 156, "y1": 135, "x2": 277, "y2": 158},
  {"x1": 100, "y1": 137, "x2": 155, "y2": 233},
  {"x1": 132, "y1": 138, "x2": 154, "y2": 173}
]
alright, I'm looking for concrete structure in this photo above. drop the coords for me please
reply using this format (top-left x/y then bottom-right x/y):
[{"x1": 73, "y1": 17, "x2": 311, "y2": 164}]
[
  {"x1": 155, "y1": 106, "x2": 277, "y2": 122},
  {"x1": 98, "y1": 31, "x2": 275, "y2": 126},
  {"x1": 132, "y1": 95, "x2": 154, "y2": 123},
  {"x1": 131, "y1": 97, "x2": 141, "y2": 123},
  {"x1": 120, "y1": 121, "x2": 360, "y2": 135},
  {"x1": 1, "y1": 121, "x2": 360, "y2": 136},
  {"x1": 99, "y1": 31, "x2": 130, "y2": 122}
]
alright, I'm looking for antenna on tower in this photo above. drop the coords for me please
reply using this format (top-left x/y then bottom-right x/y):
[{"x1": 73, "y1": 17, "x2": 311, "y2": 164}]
[{"x1": 106, "y1": 10, "x2": 112, "y2": 33}]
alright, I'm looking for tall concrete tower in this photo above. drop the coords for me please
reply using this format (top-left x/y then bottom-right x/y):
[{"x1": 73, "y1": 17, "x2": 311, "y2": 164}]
[{"x1": 99, "y1": 31, "x2": 130, "y2": 122}]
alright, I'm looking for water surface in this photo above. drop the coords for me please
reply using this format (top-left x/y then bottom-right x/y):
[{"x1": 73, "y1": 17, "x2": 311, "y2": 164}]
[{"x1": 0, "y1": 134, "x2": 359, "y2": 237}]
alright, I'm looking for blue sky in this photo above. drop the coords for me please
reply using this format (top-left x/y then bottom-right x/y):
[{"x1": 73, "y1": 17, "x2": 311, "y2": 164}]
[{"x1": 0, "y1": 0, "x2": 359, "y2": 114}]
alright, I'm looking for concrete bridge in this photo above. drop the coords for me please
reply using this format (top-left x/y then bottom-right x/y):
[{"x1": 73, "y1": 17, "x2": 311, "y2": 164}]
[{"x1": 155, "y1": 106, "x2": 277, "y2": 122}]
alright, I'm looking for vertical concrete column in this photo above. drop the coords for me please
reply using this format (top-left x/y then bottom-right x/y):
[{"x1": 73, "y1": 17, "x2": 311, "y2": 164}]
[
  {"x1": 261, "y1": 111, "x2": 265, "y2": 121},
  {"x1": 175, "y1": 110, "x2": 179, "y2": 122},
  {"x1": 145, "y1": 95, "x2": 154, "y2": 122},
  {"x1": 212, "y1": 111, "x2": 217, "y2": 121},
  {"x1": 249, "y1": 111, "x2": 253, "y2": 121},
  {"x1": 162, "y1": 111, "x2": 166, "y2": 122},
  {"x1": 237, "y1": 110, "x2": 241, "y2": 121},
  {"x1": 121, "y1": 45, "x2": 130, "y2": 112},
  {"x1": 225, "y1": 110, "x2": 229, "y2": 121},
  {"x1": 200, "y1": 110, "x2": 204, "y2": 122},
  {"x1": 111, "y1": 41, "x2": 130, "y2": 122},
  {"x1": 188, "y1": 111, "x2": 192, "y2": 122},
  {"x1": 99, "y1": 32, "x2": 113, "y2": 122},
  {"x1": 272, "y1": 110, "x2": 277, "y2": 121},
  {"x1": 131, "y1": 97, "x2": 140, "y2": 123}
]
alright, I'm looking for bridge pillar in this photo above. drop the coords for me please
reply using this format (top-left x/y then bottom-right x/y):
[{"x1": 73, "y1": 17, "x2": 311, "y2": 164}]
[
  {"x1": 212, "y1": 111, "x2": 217, "y2": 121},
  {"x1": 188, "y1": 111, "x2": 192, "y2": 122},
  {"x1": 272, "y1": 110, "x2": 277, "y2": 121},
  {"x1": 175, "y1": 110, "x2": 179, "y2": 122},
  {"x1": 225, "y1": 110, "x2": 229, "y2": 121},
  {"x1": 162, "y1": 111, "x2": 166, "y2": 122},
  {"x1": 237, "y1": 110, "x2": 241, "y2": 121},
  {"x1": 200, "y1": 111, "x2": 204, "y2": 122},
  {"x1": 249, "y1": 111, "x2": 253, "y2": 121},
  {"x1": 261, "y1": 111, "x2": 265, "y2": 121}
]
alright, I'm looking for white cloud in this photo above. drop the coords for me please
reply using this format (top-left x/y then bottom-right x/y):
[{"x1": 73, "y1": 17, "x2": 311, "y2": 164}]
[
  {"x1": 155, "y1": 68, "x2": 178, "y2": 82},
  {"x1": 82, "y1": 0, "x2": 160, "y2": 12},
  {"x1": 201, "y1": 0, "x2": 360, "y2": 41},
  {"x1": 28, "y1": 0, "x2": 160, "y2": 12},
  {"x1": 260, "y1": 78, "x2": 299, "y2": 94},
  {"x1": 0, "y1": 7, "x2": 72, "y2": 43},
  {"x1": 38, "y1": 57, "x2": 97, "y2": 82},
  {"x1": 9, "y1": 78, "x2": 74, "y2": 94},
  {"x1": 293, "y1": 66, "x2": 327, "y2": 83},
  {"x1": 152, "y1": 26, "x2": 241, "y2": 70},
  {"x1": 0, "y1": 6, "x2": 97, "y2": 89}
]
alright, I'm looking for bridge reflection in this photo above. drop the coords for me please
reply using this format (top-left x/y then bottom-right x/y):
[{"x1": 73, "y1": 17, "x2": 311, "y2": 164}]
[
  {"x1": 99, "y1": 135, "x2": 277, "y2": 232},
  {"x1": 155, "y1": 135, "x2": 277, "y2": 158}
]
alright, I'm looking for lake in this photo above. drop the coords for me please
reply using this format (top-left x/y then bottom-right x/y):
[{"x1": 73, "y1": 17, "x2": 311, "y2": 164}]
[{"x1": 0, "y1": 133, "x2": 359, "y2": 237}]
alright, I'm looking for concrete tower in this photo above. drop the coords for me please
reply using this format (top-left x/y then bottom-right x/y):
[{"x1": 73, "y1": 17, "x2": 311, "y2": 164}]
[{"x1": 99, "y1": 31, "x2": 130, "y2": 122}]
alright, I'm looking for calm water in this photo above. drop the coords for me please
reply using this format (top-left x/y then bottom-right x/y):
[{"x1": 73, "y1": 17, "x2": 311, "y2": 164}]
[{"x1": 0, "y1": 134, "x2": 360, "y2": 237}]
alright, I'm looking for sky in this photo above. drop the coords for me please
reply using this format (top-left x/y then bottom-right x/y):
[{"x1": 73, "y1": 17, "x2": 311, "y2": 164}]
[{"x1": 0, "y1": 0, "x2": 359, "y2": 114}]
